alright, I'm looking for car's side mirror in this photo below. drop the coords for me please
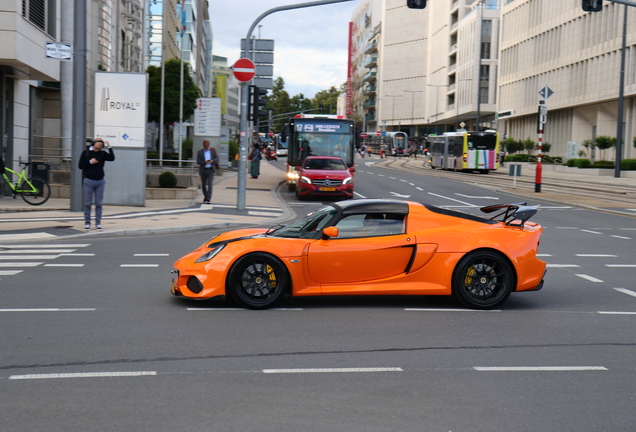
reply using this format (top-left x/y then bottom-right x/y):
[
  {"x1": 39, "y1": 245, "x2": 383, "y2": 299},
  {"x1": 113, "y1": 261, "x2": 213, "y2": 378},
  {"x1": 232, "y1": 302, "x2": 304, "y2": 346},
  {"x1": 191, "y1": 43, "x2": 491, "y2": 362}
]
[
  {"x1": 322, "y1": 226, "x2": 339, "y2": 239},
  {"x1": 349, "y1": 166, "x2": 356, "y2": 173}
]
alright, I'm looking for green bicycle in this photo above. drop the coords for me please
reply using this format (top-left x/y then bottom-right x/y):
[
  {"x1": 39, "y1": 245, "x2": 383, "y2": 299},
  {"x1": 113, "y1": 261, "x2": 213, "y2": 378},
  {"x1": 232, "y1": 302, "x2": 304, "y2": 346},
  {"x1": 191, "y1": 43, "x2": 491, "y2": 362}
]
[{"x1": 1, "y1": 161, "x2": 51, "y2": 206}]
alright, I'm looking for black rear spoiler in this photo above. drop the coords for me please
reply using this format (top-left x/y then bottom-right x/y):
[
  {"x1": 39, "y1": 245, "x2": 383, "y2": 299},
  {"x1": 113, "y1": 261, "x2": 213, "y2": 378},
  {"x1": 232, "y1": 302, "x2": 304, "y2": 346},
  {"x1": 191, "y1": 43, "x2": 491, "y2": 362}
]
[{"x1": 480, "y1": 202, "x2": 540, "y2": 227}]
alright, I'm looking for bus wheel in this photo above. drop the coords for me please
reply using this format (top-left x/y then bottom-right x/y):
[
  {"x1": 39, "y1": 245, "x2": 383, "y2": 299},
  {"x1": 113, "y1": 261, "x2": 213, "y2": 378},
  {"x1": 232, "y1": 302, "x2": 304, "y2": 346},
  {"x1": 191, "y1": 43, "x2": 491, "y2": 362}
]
[{"x1": 288, "y1": 183, "x2": 296, "y2": 192}]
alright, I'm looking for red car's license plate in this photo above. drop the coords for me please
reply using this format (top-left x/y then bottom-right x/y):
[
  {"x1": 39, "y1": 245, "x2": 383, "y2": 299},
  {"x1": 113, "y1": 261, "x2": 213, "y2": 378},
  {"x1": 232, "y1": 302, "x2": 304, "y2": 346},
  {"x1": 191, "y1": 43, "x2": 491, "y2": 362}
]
[{"x1": 320, "y1": 187, "x2": 336, "y2": 191}]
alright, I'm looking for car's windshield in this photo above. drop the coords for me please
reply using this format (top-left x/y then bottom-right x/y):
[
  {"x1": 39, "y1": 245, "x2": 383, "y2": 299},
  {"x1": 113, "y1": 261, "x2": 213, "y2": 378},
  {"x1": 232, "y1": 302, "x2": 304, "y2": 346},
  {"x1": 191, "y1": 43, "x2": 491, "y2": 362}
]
[
  {"x1": 304, "y1": 158, "x2": 347, "y2": 170},
  {"x1": 269, "y1": 206, "x2": 337, "y2": 239}
]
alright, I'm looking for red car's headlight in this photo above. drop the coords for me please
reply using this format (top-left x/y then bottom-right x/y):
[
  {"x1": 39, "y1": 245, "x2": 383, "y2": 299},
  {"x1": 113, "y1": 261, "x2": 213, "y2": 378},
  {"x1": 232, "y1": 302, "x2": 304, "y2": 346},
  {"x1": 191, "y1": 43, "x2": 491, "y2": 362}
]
[
  {"x1": 342, "y1": 176, "x2": 353, "y2": 185},
  {"x1": 194, "y1": 244, "x2": 225, "y2": 263}
]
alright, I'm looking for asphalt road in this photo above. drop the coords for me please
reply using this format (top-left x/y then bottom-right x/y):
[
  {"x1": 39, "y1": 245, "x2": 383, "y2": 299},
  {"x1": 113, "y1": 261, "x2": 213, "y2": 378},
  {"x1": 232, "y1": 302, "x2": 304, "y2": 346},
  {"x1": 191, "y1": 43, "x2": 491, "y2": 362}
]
[{"x1": 1, "y1": 159, "x2": 635, "y2": 431}]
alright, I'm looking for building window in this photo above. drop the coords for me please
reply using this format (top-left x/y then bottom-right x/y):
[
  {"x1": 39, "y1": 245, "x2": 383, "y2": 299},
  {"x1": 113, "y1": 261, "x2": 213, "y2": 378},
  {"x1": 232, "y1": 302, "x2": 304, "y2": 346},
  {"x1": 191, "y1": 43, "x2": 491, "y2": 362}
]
[
  {"x1": 23, "y1": 0, "x2": 56, "y2": 36},
  {"x1": 481, "y1": 42, "x2": 491, "y2": 60}
]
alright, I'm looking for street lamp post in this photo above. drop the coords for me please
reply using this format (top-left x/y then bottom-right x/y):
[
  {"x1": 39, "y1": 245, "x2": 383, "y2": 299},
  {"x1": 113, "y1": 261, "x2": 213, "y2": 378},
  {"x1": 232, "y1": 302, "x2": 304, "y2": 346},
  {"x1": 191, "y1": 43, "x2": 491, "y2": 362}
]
[
  {"x1": 456, "y1": 78, "x2": 472, "y2": 130},
  {"x1": 404, "y1": 90, "x2": 423, "y2": 136},
  {"x1": 426, "y1": 84, "x2": 447, "y2": 133},
  {"x1": 385, "y1": 95, "x2": 402, "y2": 130}
]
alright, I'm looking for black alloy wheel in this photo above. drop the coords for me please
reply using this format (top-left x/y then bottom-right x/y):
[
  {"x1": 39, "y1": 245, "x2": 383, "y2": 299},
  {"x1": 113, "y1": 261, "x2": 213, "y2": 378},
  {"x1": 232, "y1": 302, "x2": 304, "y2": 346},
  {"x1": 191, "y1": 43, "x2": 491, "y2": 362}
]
[
  {"x1": 452, "y1": 250, "x2": 514, "y2": 309},
  {"x1": 227, "y1": 253, "x2": 289, "y2": 309}
]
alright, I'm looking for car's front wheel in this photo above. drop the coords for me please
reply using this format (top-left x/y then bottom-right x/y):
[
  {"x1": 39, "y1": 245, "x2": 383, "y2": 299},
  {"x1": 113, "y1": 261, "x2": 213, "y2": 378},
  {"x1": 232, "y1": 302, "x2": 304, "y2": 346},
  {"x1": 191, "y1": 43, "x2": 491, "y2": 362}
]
[
  {"x1": 227, "y1": 253, "x2": 289, "y2": 309},
  {"x1": 452, "y1": 250, "x2": 514, "y2": 309}
]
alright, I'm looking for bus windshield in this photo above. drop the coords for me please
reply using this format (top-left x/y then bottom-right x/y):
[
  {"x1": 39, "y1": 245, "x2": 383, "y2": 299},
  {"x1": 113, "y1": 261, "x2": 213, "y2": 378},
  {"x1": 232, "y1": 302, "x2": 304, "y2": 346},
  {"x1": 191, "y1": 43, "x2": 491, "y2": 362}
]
[{"x1": 288, "y1": 118, "x2": 354, "y2": 167}]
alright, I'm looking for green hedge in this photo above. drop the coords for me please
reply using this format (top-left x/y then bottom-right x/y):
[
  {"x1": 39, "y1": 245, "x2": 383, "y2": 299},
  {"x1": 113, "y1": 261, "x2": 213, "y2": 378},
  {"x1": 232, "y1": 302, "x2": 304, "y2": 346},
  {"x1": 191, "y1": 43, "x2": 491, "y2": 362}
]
[
  {"x1": 621, "y1": 159, "x2": 636, "y2": 170},
  {"x1": 507, "y1": 154, "x2": 532, "y2": 162},
  {"x1": 159, "y1": 171, "x2": 177, "y2": 188},
  {"x1": 567, "y1": 158, "x2": 591, "y2": 168}
]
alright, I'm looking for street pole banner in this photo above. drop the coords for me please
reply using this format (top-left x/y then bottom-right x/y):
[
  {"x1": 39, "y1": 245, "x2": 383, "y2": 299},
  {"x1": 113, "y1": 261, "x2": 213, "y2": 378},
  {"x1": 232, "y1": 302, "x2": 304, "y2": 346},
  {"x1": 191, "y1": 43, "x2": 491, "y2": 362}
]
[{"x1": 94, "y1": 72, "x2": 148, "y2": 148}]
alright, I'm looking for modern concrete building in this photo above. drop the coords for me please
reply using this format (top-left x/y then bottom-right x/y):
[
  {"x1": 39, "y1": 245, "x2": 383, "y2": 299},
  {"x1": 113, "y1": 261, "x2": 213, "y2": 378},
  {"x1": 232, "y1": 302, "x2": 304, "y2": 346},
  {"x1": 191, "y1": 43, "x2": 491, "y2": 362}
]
[
  {"x1": 499, "y1": 0, "x2": 636, "y2": 160},
  {"x1": 350, "y1": 0, "x2": 382, "y2": 133},
  {"x1": 0, "y1": 0, "x2": 62, "y2": 173},
  {"x1": 363, "y1": 0, "x2": 499, "y2": 138}
]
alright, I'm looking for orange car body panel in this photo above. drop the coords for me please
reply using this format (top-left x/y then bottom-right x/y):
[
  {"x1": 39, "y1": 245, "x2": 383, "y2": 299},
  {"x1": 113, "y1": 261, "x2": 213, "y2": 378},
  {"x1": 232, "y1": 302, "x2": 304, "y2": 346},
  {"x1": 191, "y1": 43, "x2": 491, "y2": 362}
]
[{"x1": 172, "y1": 202, "x2": 546, "y2": 300}]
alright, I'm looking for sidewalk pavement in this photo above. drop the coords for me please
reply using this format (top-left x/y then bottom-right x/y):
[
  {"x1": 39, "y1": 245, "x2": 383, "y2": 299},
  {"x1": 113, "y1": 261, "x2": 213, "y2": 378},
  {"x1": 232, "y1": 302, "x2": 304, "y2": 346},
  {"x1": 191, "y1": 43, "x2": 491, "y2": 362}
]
[{"x1": 0, "y1": 160, "x2": 295, "y2": 243}]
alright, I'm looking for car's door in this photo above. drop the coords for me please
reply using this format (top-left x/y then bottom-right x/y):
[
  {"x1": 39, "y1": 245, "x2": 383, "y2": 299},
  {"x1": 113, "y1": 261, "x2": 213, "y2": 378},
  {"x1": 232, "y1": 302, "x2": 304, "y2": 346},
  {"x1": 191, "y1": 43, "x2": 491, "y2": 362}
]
[{"x1": 306, "y1": 213, "x2": 413, "y2": 284}]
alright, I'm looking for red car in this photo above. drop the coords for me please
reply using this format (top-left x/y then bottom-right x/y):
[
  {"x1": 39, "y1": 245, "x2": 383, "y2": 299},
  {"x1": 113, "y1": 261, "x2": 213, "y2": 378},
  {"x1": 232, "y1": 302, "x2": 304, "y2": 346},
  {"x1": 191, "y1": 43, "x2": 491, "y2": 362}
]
[{"x1": 295, "y1": 156, "x2": 354, "y2": 200}]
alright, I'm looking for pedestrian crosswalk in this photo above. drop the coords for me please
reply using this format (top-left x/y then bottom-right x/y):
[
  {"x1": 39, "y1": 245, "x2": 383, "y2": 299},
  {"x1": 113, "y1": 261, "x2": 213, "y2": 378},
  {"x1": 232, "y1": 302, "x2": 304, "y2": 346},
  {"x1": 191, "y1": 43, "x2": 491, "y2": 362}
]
[{"x1": 0, "y1": 244, "x2": 90, "y2": 279}]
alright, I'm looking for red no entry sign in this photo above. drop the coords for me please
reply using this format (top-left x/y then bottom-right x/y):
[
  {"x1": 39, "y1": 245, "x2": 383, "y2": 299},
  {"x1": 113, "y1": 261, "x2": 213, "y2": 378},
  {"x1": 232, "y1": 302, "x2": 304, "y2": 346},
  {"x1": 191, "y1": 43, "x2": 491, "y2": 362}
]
[
  {"x1": 232, "y1": 58, "x2": 256, "y2": 82},
  {"x1": 360, "y1": 132, "x2": 367, "y2": 138}
]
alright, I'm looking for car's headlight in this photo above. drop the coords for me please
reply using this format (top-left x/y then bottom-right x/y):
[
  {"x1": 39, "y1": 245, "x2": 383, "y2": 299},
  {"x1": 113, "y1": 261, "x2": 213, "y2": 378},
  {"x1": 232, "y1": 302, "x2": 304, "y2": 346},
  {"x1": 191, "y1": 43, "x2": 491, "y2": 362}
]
[
  {"x1": 300, "y1": 176, "x2": 312, "y2": 184},
  {"x1": 194, "y1": 244, "x2": 225, "y2": 263},
  {"x1": 287, "y1": 172, "x2": 299, "y2": 180},
  {"x1": 342, "y1": 176, "x2": 353, "y2": 185}
]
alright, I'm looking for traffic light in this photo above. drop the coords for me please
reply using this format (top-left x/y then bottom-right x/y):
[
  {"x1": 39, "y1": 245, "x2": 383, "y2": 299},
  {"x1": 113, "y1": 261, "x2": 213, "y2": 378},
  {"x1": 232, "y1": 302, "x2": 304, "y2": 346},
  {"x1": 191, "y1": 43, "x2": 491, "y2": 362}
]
[
  {"x1": 248, "y1": 85, "x2": 268, "y2": 122},
  {"x1": 406, "y1": 0, "x2": 426, "y2": 9},
  {"x1": 582, "y1": 0, "x2": 603, "y2": 12}
]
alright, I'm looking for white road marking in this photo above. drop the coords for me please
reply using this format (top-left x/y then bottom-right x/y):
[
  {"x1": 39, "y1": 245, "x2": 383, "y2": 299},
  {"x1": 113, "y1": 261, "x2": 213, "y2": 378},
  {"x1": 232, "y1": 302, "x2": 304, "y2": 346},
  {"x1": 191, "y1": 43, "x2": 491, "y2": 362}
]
[
  {"x1": 546, "y1": 264, "x2": 579, "y2": 268},
  {"x1": 455, "y1": 194, "x2": 499, "y2": 200},
  {"x1": 44, "y1": 264, "x2": 85, "y2": 267},
  {"x1": 555, "y1": 227, "x2": 579, "y2": 229},
  {"x1": 611, "y1": 235, "x2": 631, "y2": 240},
  {"x1": 400, "y1": 179, "x2": 408, "y2": 182},
  {"x1": 0, "y1": 270, "x2": 23, "y2": 275},
  {"x1": 262, "y1": 368, "x2": 403, "y2": 374},
  {"x1": 0, "y1": 249, "x2": 75, "y2": 254},
  {"x1": 187, "y1": 308, "x2": 303, "y2": 311},
  {"x1": 0, "y1": 233, "x2": 58, "y2": 241},
  {"x1": 389, "y1": 192, "x2": 411, "y2": 198},
  {"x1": 0, "y1": 255, "x2": 59, "y2": 260},
  {"x1": 60, "y1": 253, "x2": 95, "y2": 257},
  {"x1": 134, "y1": 253, "x2": 170, "y2": 257},
  {"x1": 9, "y1": 371, "x2": 157, "y2": 380},
  {"x1": 0, "y1": 262, "x2": 43, "y2": 267},
  {"x1": 389, "y1": 177, "x2": 396, "y2": 179},
  {"x1": 427, "y1": 192, "x2": 477, "y2": 207},
  {"x1": 473, "y1": 366, "x2": 607, "y2": 372},
  {"x1": 536, "y1": 254, "x2": 552, "y2": 257},
  {"x1": 576, "y1": 254, "x2": 617, "y2": 257},
  {"x1": 581, "y1": 229, "x2": 603, "y2": 234},
  {"x1": 354, "y1": 191, "x2": 367, "y2": 199},
  {"x1": 597, "y1": 311, "x2": 636, "y2": 315},
  {"x1": 416, "y1": 187, "x2": 423, "y2": 191},
  {"x1": 0, "y1": 308, "x2": 95, "y2": 312},
  {"x1": 405, "y1": 308, "x2": 501, "y2": 312},
  {"x1": 614, "y1": 288, "x2": 636, "y2": 298},
  {"x1": 377, "y1": 174, "x2": 385, "y2": 177},
  {"x1": 120, "y1": 264, "x2": 159, "y2": 268},
  {"x1": 576, "y1": 274, "x2": 604, "y2": 282},
  {"x1": 606, "y1": 264, "x2": 636, "y2": 268},
  {"x1": 0, "y1": 244, "x2": 90, "y2": 248}
]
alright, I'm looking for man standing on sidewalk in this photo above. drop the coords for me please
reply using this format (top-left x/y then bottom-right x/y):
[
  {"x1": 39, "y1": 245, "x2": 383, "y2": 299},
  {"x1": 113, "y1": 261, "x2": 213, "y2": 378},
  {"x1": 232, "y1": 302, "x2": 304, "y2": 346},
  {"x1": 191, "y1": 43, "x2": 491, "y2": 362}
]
[
  {"x1": 78, "y1": 138, "x2": 115, "y2": 231},
  {"x1": 197, "y1": 140, "x2": 219, "y2": 204}
]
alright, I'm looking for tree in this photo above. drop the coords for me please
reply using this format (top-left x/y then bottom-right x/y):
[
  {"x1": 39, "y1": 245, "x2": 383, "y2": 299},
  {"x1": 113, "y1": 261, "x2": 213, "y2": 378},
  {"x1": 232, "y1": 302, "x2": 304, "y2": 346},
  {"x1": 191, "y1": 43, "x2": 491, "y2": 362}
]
[
  {"x1": 594, "y1": 135, "x2": 615, "y2": 160},
  {"x1": 265, "y1": 77, "x2": 292, "y2": 133},
  {"x1": 147, "y1": 59, "x2": 200, "y2": 126},
  {"x1": 312, "y1": 86, "x2": 341, "y2": 115},
  {"x1": 523, "y1": 138, "x2": 536, "y2": 154},
  {"x1": 503, "y1": 137, "x2": 523, "y2": 154}
]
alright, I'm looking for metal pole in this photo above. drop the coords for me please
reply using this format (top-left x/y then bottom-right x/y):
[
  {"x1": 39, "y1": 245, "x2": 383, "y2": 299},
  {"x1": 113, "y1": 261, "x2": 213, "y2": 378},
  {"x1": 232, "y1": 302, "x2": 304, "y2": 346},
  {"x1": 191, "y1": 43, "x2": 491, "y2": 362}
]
[
  {"x1": 476, "y1": 0, "x2": 484, "y2": 131},
  {"x1": 535, "y1": 100, "x2": 545, "y2": 193},
  {"x1": 237, "y1": 0, "x2": 354, "y2": 210},
  {"x1": 159, "y1": 0, "x2": 166, "y2": 165},
  {"x1": 178, "y1": 0, "x2": 186, "y2": 168},
  {"x1": 70, "y1": 0, "x2": 87, "y2": 212},
  {"x1": 404, "y1": 90, "x2": 422, "y2": 136},
  {"x1": 615, "y1": 5, "x2": 628, "y2": 178}
]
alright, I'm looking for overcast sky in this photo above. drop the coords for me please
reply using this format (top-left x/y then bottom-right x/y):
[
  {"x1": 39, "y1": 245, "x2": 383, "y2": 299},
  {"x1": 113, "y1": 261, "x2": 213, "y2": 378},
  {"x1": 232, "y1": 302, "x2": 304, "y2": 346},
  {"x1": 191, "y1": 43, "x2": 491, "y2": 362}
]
[{"x1": 209, "y1": 0, "x2": 359, "y2": 98}]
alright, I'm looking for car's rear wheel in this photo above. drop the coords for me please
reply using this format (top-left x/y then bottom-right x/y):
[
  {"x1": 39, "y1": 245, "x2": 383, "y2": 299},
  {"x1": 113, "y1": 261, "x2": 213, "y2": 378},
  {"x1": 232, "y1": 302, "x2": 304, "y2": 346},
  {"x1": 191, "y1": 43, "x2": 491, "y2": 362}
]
[
  {"x1": 227, "y1": 253, "x2": 289, "y2": 309},
  {"x1": 452, "y1": 250, "x2": 514, "y2": 309}
]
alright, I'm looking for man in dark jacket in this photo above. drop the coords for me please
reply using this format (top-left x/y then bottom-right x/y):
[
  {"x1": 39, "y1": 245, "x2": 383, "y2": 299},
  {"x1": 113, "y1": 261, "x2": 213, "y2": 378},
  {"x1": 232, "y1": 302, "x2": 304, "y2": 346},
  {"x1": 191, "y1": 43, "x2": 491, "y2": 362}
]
[
  {"x1": 78, "y1": 138, "x2": 115, "y2": 231},
  {"x1": 196, "y1": 140, "x2": 218, "y2": 204}
]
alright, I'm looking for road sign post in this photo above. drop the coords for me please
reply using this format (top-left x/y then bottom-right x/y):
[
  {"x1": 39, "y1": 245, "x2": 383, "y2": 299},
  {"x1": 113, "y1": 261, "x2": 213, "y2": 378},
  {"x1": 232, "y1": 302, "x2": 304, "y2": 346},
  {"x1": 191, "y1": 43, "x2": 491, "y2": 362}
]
[{"x1": 535, "y1": 86, "x2": 552, "y2": 193}]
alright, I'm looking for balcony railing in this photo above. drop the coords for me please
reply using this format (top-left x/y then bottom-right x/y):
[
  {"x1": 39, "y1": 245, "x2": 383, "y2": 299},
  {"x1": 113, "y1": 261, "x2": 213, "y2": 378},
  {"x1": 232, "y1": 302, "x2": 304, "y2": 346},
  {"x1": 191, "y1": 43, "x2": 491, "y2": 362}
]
[{"x1": 363, "y1": 71, "x2": 377, "y2": 82}]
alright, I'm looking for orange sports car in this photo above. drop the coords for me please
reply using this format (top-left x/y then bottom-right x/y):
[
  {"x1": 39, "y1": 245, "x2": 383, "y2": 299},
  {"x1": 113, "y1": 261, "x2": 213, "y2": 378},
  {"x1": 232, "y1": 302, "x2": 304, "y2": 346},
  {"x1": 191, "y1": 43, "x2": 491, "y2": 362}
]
[{"x1": 171, "y1": 199, "x2": 546, "y2": 310}]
